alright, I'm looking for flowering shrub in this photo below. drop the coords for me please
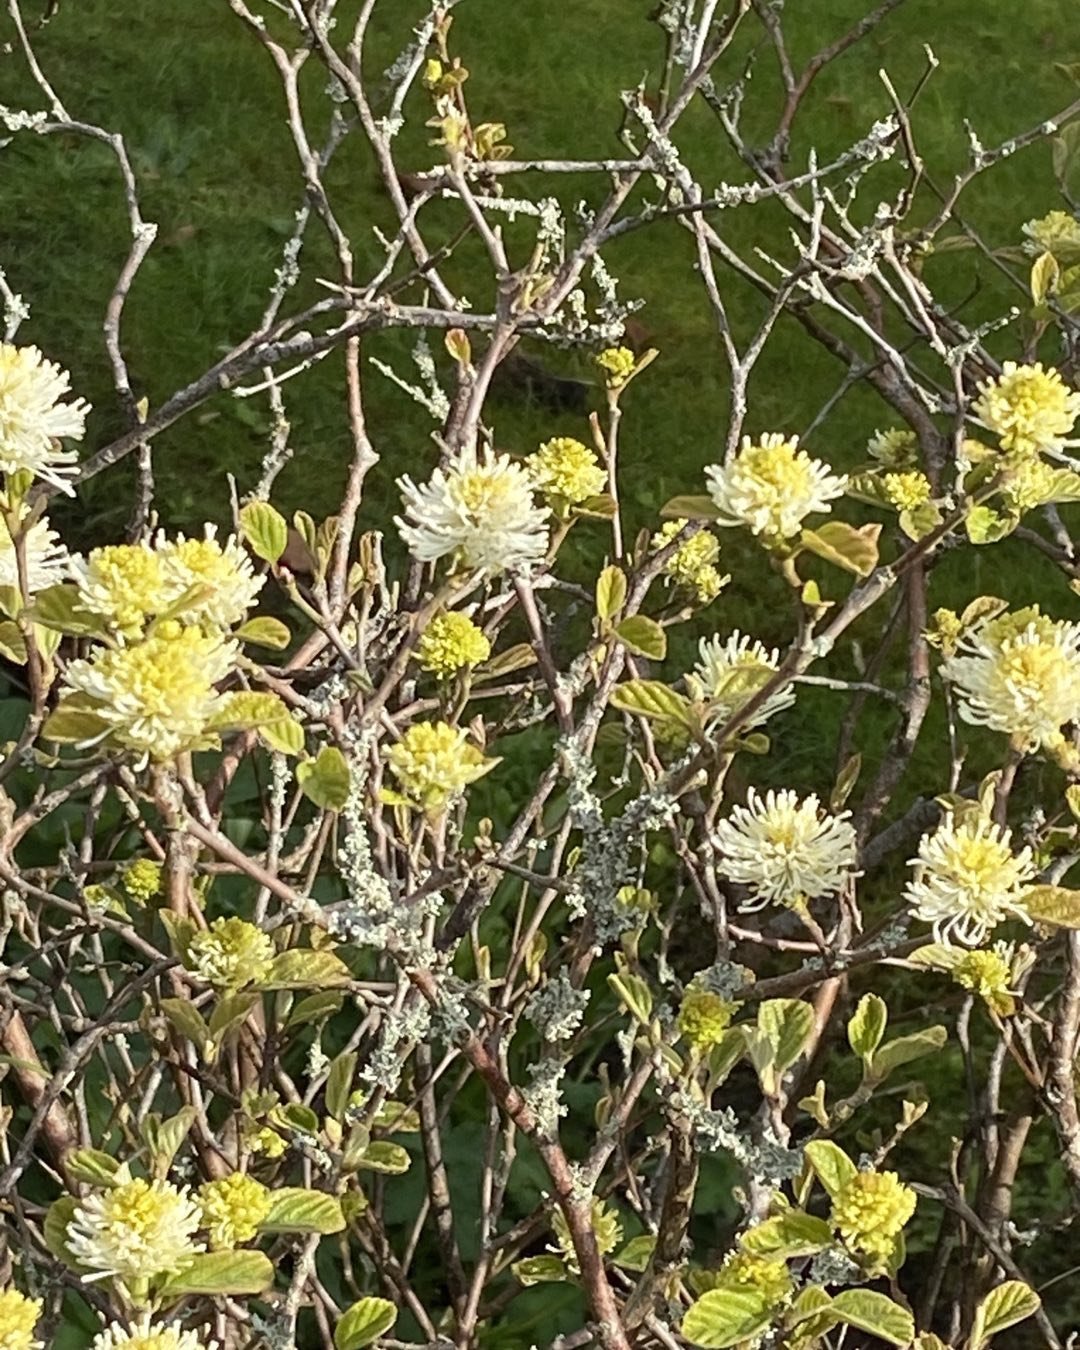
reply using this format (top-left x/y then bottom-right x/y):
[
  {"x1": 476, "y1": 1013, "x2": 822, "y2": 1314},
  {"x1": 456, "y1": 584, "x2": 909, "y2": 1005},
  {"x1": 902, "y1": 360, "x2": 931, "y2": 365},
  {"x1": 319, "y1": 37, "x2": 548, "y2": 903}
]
[{"x1": 4, "y1": 1, "x2": 1080, "y2": 1349}]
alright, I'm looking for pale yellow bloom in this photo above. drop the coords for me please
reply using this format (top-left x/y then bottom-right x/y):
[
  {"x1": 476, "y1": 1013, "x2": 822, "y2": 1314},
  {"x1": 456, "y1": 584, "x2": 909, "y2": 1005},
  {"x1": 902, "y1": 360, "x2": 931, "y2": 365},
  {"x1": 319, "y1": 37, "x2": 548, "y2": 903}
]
[
  {"x1": 527, "y1": 437, "x2": 606, "y2": 505},
  {"x1": 690, "y1": 632, "x2": 795, "y2": 732},
  {"x1": 90, "y1": 1322, "x2": 214, "y2": 1350},
  {"x1": 157, "y1": 526, "x2": 264, "y2": 632},
  {"x1": 941, "y1": 608, "x2": 1080, "y2": 750},
  {"x1": 385, "y1": 721, "x2": 494, "y2": 812},
  {"x1": 397, "y1": 447, "x2": 549, "y2": 574},
  {"x1": 714, "y1": 1250, "x2": 793, "y2": 1307},
  {"x1": 651, "y1": 520, "x2": 729, "y2": 604},
  {"x1": 866, "y1": 427, "x2": 918, "y2": 469},
  {"x1": 677, "y1": 987, "x2": 738, "y2": 1050},
  {"x1": 0, "y1": 1289, "x2": 42, "y2": 1350},
  {"x1": 831, "y1": 1170, "x2": 916, "y2": 1270},
  {"x1": 61, "y1": 626, "x2": 237, "y2": 763},
  {"x1": 188, "y1": 917, "x2": 274, "y2": 992},
  {"x1": 713, "y1": 788, "x2": 857, "y2": 910},
  {"x1": 552, "y1": 1198, "x2": 622, "y2": 1273},
  {"x1": 952, "y1": 944, "x2": 1017, "y2": 1015},
  {"x1": 0, "y1": 511, "x2": 71, "y2": 596},
  {"x1": 122, "y1": 858, "x2": 163, "y2": 903},
  {"x1": 596, "y1": 346, "x2": 637, "y2": 387},
  {"x1": 66, "y1": 1178, "x2": 203, "y2": 1285},
  {"x1": 417, "y1": 611, "x2": 491, "y2": 678},
  {"x1": 198, "y1": 1173, "x2": 272, "y2": 1249},
  {"x1": 1022, "y1": 209, "x2": 1080, "y2": 259},
  {"x1": 972, "y1": 361, "x2": 1080, "y2": 457},
  {"x1": 73, "y1": 544, "x2": 176, "y2": 638},
  {"x1": 0, "y1": 344, "x2": 89, "y2": 494},
  {"x1": 705, "y1": 435, "x2": 846, "y2": 542},
  {"x1": 882, "y1": 470, "x2": 932, "y2": 511},
  {"x1": 904, "y1": 812, "x2": 1034, "y2": 946}
]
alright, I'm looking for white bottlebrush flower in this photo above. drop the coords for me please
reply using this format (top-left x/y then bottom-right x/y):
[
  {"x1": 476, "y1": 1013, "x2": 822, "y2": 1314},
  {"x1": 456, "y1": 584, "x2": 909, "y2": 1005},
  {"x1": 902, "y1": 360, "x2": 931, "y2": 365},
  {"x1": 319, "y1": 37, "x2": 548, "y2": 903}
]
[
  {"x1": 157, "y1": 525, "x2": 264, "y2": 632},
  {"x1": 972, "y1": 361, "x2": 1080, "y2": 458},
  {"x1": 941, "y1": 607, "x2": 1080, "y2": 751},
  {"x1": 396, "y1": 446, "x2": 550, "y2": 574},
  {"x1": 90, "y1": 1321, "x2": 216, "y2": 1350},
  {"x1": 904, "y1": 812, "x2": 1035, "y2": 946},
  {"x1": 66, "y1": 1177, "x2": 203, "y2": 1285},
  {"x1": 60, "y1": 626, "x2": 237, "y2": 763},
  {"x1": 713, "y1": 788, "x2": 858, "y2": 910},
  {"x1": 0, "y1": 344, "x2": 89, "y2": 494},
  {"x1": 690, "y1": 632, "x2": 796, "y2": 731},
  {"x1": 0, "y1": 511, "x2": 72, "y2": 594},
  {"x1": 705, "y1": 434, "x2": 847, "y2": 542}
]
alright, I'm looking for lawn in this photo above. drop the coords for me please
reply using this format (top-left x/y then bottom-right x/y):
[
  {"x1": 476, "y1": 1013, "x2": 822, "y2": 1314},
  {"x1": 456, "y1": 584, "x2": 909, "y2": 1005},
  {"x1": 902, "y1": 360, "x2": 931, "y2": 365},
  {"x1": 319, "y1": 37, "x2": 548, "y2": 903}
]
[{"x1": 4, "y1": 0, "x2": 1080, "y2": 1338}]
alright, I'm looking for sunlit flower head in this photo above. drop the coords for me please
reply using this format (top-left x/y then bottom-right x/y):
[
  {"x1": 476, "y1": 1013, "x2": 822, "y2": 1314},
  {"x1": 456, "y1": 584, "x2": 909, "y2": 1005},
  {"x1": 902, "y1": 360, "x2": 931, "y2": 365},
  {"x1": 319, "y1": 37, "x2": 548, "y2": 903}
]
[
  {"x1": 0, "y1": 1289, "x2": 42, "y2": 1350},
  {"x1": 882, "y1": 470, "x2": 932, "y2": 512},
  {"x1": 714, "y1": 1251, "x2": 793, "y2": 1307},
  {"x1": 73, "y1": 544, "x2": 175, "y2": 638},
  {"x1": 122, "y1": 858, "x2": 163, "y2": 903},
  {"x1": 396, "y1": 447, "x2": 549, "y2": 575},
  {"x1": 66, "y1": 1177, "x2": 202, "y2": 1284},
  {"x1": 866, "y1": 427, "x2": 918, "y2": 469},
  {"x1": 952, "y1": 943, "x2": 1018, "y2": 1015},
  {"x1": 940, "y1": 607, "x2": 1080, "y2": 750},
  {"x1": 705, "y1": 434, "x2": 846, "y2": 542},
  {"x1": 188, "y1": 917, "x2": 274, "y2": 992},
  {"x1": 527, "y1": 437, "x2": 606, "y2": 506},
  {"x1": 1022, "y1": 209, "x2": 1080, "y2": 259},
  {"x1": 89, "y1": 1321, "x2": 215, "y2": 1350},
  {"x1": 385, "y1": 720, "x2": 494, "y2": 813},
  {"x1": 713, "y1": 788, "x2": 857, "y2": 910},
  {"x1": 972, "y1": 361, "x2": 1080, "y2": 458},
  {"x1": 0, "y1": 344, "x2": 89, "y2": 494},
  {"x1": 904, "y1": 812, "x2": 1034, "y2": 946},
  {"x1": 690, "y1": 632, "x2": 795, "y2": 732},
  {"x1": 831, "y1": 1170, "x2": 916, "y2": 1271},
  {"x1": 417, "y1": 610, "x2": 491, "y2": 679},
  {"x1": 158, "y1": 526, "x2": 264, "y2": 632},
  {"x1": 0, "y1": 511, "x2": 72, "y2": 596},
  {"x1": 198, "y1": 1173, "x2": 272, "y2": 1250},
  {"x1": 60, "y1": 625, "x2": 237, "y2": 763},
  {"x1": 651, "y1": 520, "x2": 729, "y2": 605},
  {"x1": 677, "y1": 986, "x2": 738, "y2": 1049},
  {"x1": 595, "y1": 346, "x2": 637, "y2": 387}
]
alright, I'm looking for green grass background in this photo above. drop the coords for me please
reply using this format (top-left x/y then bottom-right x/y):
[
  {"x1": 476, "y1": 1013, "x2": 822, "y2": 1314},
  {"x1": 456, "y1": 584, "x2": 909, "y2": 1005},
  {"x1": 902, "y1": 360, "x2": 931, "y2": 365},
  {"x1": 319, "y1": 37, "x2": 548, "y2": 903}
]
[{"x1": 5, "y1": 0, "x2": 1080, "y2": 1340}]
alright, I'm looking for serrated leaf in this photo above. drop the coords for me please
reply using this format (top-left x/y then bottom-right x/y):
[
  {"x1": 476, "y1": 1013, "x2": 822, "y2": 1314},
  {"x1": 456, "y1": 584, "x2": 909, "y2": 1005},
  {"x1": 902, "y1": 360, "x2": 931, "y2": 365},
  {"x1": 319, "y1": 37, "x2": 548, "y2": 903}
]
[
  {"x1": 261, "y1": 949, "x2": 351, "y2": 991},
  {"x1": 659, "y1": 495, "x2": 722, "y2": 521},
  {"x1": 235, "y1": 616, "x2": 291, "y2": 650},
  {"x1": 475, "y1": 642, "x2": 536, "y2": 680},
  {"x1": 848, "y1": 993, "x2": 888, "y2": 1061},
  {"x1": 208, "y1": 991, "x2": 259, "y2": 1040},
  {"x1": 66, "y1": 1148, "x2": 121, "y2": 1187},
  {"x1": 260, "y1": 1187, "x2": 346, "y2": 1234},
  {"x1": 160, "y1": 998, "x2": 209, "y2": 1049},
  {"x1": 240, "y1": 501, "x2": 288, "y2": 564},
  {"x1": 356, "y1": 1140, "x2": 411, "y2": 1174},
  {"x1": 596, "y1": 565, "x2": 627, "y2": 623},
  {"x1": 30, "y1": 584, "x2": 108, "y2": 637},
  {"x1": 870, "y1": 1025, "x2": 947, "y2": 1080},
  {"x1": 297, "y1": 745, "x2": 351, "y2": 811},
  {"x1": 160, "y1": 912, "x2": 197, "y2": 965},
  {"x1": 142, "y1": 1107, "x2": 197, "y2": 1179},
  {"x1": 899, "y1": 501, "x2": 944, "y2": 541},
  {"x1": 285, "y1": 990, "x2": 345, "y2": 1028},
  {"x1": 575, "y1": 492, "x2": 618, "y2": 519},
  {"x1": 970, "y1": 1280, "x2": 1041, "y2": 1348},
  {"x1": 335, "y1": 1297, "x2": 398, "y2": 1350},
  {"x1": 373, "y1": 1101, "x2": 421, "y2": 1133},
  {"x1": 740, "y1": 1210, "x2": 832, "y2": 1259},
  {"x1": 803, "y1": 1140, "x2": 857, "y2": 1200},
  {"x1": 326, "y1": 1050, "x2": 357, "y2": 1122},
  {"x1": 157, "y1": 1250, "x2": 275, "y2": 1299},
  {"x1": 1024, "y1": 884, "x2": 1080, "y2": 928},
  {"x1": 512, "y1": 1255, "x2": 571, "y2": 1286},
  {"x1": 830, "y1": 1290, "x2": 914, "y2": 1347},
  {"x1": 260, "y1": 716, "x2": 305, "y2": 757},
  {"x1": 799, "y1": 522, "x2": 880, "y2": 577},
  {"x1": 758, "y1": 999, "x2": 814, "y2": 1073},
  {"x1": 609, "y1": 679, "x2": 691, "y2": 725},
  {"x1": 965, "y1": 504, "x2": 1018, "y2": 544},
  {"x1": 706, "y1": 1028, "x2": 745, "y2": 1087},
  {"x1": 42, "y1": 703, "x2": 110, "y2": 745},
  {"x1": 615, "y1": 615, "x2": 667, "y2": 661},
  {"x1": 681, "y1": 1289, "x2": 772, "y2": 1349}
]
